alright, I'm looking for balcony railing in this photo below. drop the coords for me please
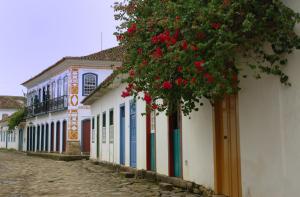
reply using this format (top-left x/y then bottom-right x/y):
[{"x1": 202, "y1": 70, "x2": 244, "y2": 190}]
[{"x1": 26, "y1": 96, "x2": 68, "y2": 118}]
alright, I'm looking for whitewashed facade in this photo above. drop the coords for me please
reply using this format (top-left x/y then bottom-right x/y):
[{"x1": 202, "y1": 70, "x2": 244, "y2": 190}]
[
  {"x1": 84, "y1": 21, "x2": 300, "y2": 197},
  {"x1": 22, "y1": 47, "x2": 122, "y2": 155}
]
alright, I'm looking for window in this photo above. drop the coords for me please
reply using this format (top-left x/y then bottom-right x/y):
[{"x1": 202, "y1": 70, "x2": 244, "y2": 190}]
[
  {"x1": 102, "y1": 112, "x2": 106, "y2": 143},
  {"x1": 51, "y1": 81, "x2": 56, "y2": 99},
  {"x1": 83, "y1": 73, "x2": 97, "y2": 96},
  {"x1": 109, "y1": 110, "x2": 114, "y2": 126},
  {"x1": 109, "y1": 109, "x2": 114, "y2": 143},
  {"x1": 63, "y1": 76, "x2": 68, "y2": 96},
  {"x1": 57, "y1": 79, "x2": 62, "y2": 97}
]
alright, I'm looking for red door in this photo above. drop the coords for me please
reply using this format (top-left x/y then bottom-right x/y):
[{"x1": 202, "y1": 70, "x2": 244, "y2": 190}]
[{"x1": 82, "y1": 119, "x2": 91, "y2": 153}]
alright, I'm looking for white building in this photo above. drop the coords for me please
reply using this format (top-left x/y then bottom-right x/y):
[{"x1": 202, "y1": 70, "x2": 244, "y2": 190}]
[
  {"x1": 22, "y1": 47, "x2": 123, "y2": 155},
  {"x1": 0, "y1": 96, "x2": 25, "y2": 150},
  {"x1": 83, "y1": 22, "x2": 300, "y2": 197}
]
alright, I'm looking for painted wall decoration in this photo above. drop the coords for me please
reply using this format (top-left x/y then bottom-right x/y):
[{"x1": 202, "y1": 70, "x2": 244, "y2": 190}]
[{"x1": 68, "y1": 67, "x2": 79, "y2": 141}]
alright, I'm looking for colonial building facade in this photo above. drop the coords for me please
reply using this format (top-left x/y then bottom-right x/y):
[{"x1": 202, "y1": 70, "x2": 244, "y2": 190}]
[
  {"x1": 22, "y1": 47, "x2": 123, "y2": 155},
  {"x1": 0, "y1": 96, "x2": 25, "y2": 150},
  {"x1": 83, "y1": 42, "x2": 300, "y2": 197}
]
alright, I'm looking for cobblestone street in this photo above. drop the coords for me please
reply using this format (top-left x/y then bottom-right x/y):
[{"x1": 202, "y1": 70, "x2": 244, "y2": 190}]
[{"x1": 0, "y1": 151, "x2": 199, "y2": 197}]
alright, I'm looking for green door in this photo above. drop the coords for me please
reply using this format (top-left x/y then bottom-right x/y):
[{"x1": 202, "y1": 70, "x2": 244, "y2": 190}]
[{"x1": 173, "y1": 128, "x2": 181, "y2": 177}]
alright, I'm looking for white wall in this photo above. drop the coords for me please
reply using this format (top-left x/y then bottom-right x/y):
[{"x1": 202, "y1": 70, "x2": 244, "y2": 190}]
[
  {"x1": 0, "y1": 127, "x2": 19, "y2": 150},
  {"x1": 90, "y1": 83, "x2": 147, "y2": 168},
  {"x1": 0, "y1": 109, "x2": 17, "y2": 121},
  {"x1": 182, "y1": 101, "x2": 214, "y2": 189},
  {"x1": 238, "y1": 1, "x2": 300, "y2": 197}
]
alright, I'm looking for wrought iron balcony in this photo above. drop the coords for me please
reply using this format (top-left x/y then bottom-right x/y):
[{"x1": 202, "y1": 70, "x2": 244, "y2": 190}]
[{"x1": 26, "y1": 96, "x2": 68, "y2": 118}]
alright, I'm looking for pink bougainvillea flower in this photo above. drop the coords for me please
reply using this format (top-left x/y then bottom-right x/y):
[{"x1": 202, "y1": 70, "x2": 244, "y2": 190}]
[
  {"x1": 152, "y1": 104, "x2": 158, "y2": 110},
  {"x1": 211, "y1": 22, "x2": 221, "y2": 30},
  {"x1": 173, "y1": 29, "x2": 180, "y2": 40},
  {"x1": 175, "y1": 77, "x2": 183, "y2": 86},
  {"x1": 183, "y1": 79, "x2": 188, "y2": 86},
  {"x1": 144, "y1": 92, "x2": 152, "y2": 104},
  {"x1": 129, "y1": 69, "x2": 135, "y2": 78},
  {"x1": 137, "y1": 48, "x2": 143, "y2": 55},
  {"x1": 151, "y1": 35, "x2": 159, "y2": 44},
  {"x1": 162, "y1": 81, "x2": 172, "y2": 89},
  {"x1": 127, "y1": 23, "x2": 137, "y2": 34},
  {"x1": 181, "y1": 40, "x2": 188, "y2": 50},
  {"x1": 116, "y1": 34, "x2": 124, "y2": 41},
  {"x1": 191, "y1": 77, "x2": 196, "y2": 84},
  {"x1": 204, "y1": 73, "x2": 214, "y2": 83},
  {"x1": 121, "y1": 91, "x2": 130, "y2": 98},
  {"x1": 152, "y1": 47, "x2": 163, "y2": 59},
  {"x1": 194, "y1": 60, "x2": 205, "y2": 71},
  {"x1": 191, "y1": 45, "x2": 198, "y2": 51},
  {"x1": 177, "y1": 66, "x2": 183, "y2": 73}
]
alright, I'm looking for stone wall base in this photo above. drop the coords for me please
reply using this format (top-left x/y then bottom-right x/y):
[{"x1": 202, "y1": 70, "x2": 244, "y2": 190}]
[
  {"x1": 66, "y1": 141, "x2": 81, "y2": 155},
  {"x1": 91, "y1": 159, "x2": 214, "y2": 197}
]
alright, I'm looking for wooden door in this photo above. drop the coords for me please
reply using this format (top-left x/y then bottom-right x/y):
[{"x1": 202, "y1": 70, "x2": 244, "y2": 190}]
[
  {"x1": 19, "y1": 129, "x2": 23, "y2": 151},
  {"x1": 214, "y1": 95, "x2": 242, "y2": 197},
  {"x1": 120, "y1": 105, "x2": 125, "y2": 165},
  {"x1": 97, "y1": 115, "x2": 100, "y2": 158},
  {"x1": 130, "y1": 100, "x2": 137, "y2": 168},
  {"x1": 146, "y1": 110, "x2": 157, "y2": 171},
  {"x1": 82, "y1": 119, "x2": 91, "y2": 153}
]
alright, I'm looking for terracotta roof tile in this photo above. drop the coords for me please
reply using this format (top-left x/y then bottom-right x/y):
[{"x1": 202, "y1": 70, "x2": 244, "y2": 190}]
[{"x1": 0, "y1": 96, "x2": 25, "y2": 109}]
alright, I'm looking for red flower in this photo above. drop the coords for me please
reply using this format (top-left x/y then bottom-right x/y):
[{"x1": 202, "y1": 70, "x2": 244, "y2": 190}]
[
  {"x1": 173, "y1": 29, "x2": 180, "y2": 40},
  {"x1": 177, "y1": 66, "x2": 183, "y2": 73},
  {"x1": 152, "y1": 47, "x2": 163, "y2": 59},
  {"x1": 116, "y1": 34, "x2": 124, "y2": 41},
  {"x1": 194, "y1": 60, "x2": 205, "y2": 71},
  {"x1": 170, "y1": 37, "x2": 177, "y2": 45},
  {"x1": 142, "y1": 59, "x2": 148, "y2": 65},
  {"x1": 129, "y1": 69, "x2": 135, "y2": 78},
  {"x1": 121, "y1": 91, "x2": 130, "y2": 98},
  {"x1": 144, "y1": 92, "x2": 152, "y2": 104},
  {"x1": 126, "y1": 83, "x2": 134, "y2": 92},
  {"x1": 162, "y1": 81, "x2": 172, "y2": 89},
  {"x1": 183, "y1": 79, "x2": 188, "y2": 86},
  {"x1": 197, "y1": 32, "x2": 206, "y2": 40},
  {"x1": 137, "y1": 48, "x2": 143, "y2": 55},
  {"x1": 211, "y1": 23, "x2": 221, "y2": 30},
  {"x1": 191, "y1": 45, "x2": 198, "y2": 51},
  {"x1": 175, "y1": 16, "x2": 180, "y2": 21},
  {"x1": 182, "y1": 40, "x2": 188, "y2": 50},
  {"x1": 176, "y1": 77, "x2": 183, "y2": 86},
  {"x1": 127, "y1": 23, "x2": 137, "y2": 34},
  {"x1": 152, "y1": 104, "x2": 158, "y2": 110},
  {"x1": 191, "y1": 77, "x2": 196, "y2": 84},
  {"x1": 151, "y1": 35, "x2": 159, "y2": 44},
  {"x1": 204, "y1": 73, "x2": 214, "y2": 83}
]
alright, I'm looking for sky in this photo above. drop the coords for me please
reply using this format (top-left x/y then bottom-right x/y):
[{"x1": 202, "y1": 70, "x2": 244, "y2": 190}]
[{"x1": 0, "y1": 0, "x2": 119, "y2": 96}]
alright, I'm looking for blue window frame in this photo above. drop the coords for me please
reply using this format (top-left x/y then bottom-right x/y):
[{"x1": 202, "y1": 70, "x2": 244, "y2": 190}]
[{"x1": 82, "y1": 73, "x2": 98, "y2": 96}]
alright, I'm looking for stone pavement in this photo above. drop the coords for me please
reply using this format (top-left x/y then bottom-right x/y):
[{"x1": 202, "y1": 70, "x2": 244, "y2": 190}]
[{"x1": 0, "y1": 150, "x2": 200, "y2": 197}]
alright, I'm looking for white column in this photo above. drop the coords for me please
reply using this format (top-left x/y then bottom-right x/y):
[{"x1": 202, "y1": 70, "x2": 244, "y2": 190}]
[
  {"x1": 60, "y1": 120, "x2": 63, "y2": 153},
  {"x1": 53, "y1": 121, "x2": 57, "y2": 152}
]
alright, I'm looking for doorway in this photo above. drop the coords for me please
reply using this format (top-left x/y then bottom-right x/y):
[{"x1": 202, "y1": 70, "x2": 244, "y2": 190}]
[
  {"x1": 82, "y1": 119, "x2": 91, "y2": 154},
  {"x1": 168, "y1": 109, "x2": 182, "y2": 177},
  {"x1": 214, "y1": 95, "x2": 242, "y2": 197},
  {"x1": 146, "y1": 110, "x2": 156, "y2": 171},
  {"x1": 120, "y1": 105, "x2": 125, "y2": 165},
  {"x1": 62, "y1": 120, "x2": 67, "y2": 152},
  {"x1": 130, "y1": 100, "x2": 137, "y2": 168}
]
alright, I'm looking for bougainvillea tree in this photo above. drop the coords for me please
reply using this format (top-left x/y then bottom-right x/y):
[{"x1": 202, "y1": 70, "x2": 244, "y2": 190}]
[{"x1": 114, "y1": 0, "x2": 300, "y2": 115}]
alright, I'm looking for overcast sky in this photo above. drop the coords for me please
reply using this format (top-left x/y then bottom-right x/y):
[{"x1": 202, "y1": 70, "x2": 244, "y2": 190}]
[{"x1": 0, "y1": 0, "x2": 119, "y2": 96}]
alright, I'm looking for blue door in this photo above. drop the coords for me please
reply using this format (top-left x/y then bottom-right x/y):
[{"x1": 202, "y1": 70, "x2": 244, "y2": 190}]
[
  {"x1": 130, "y1": 100, "x2": 137, "y2": 168},
  {"x1": 120, "y1": 105, "x2": 125, "y2": 165}
]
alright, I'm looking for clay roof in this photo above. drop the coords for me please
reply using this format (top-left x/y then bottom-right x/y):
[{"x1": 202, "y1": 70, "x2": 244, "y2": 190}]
[
  {"x1": 0, "y1": 96, "x2": 25, "y2": 109},
  {"x1": 21, "y1": 46, "x2": 125, "y2": 86}
]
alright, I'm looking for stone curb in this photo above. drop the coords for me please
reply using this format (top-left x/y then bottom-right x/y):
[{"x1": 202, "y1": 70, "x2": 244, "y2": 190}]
[
  {"x1": 26, "y1": 152, "x2": 89, "y2": 161},
  {"x1": 91, "y1": 160, "x2": 214, "y2": 197}
]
